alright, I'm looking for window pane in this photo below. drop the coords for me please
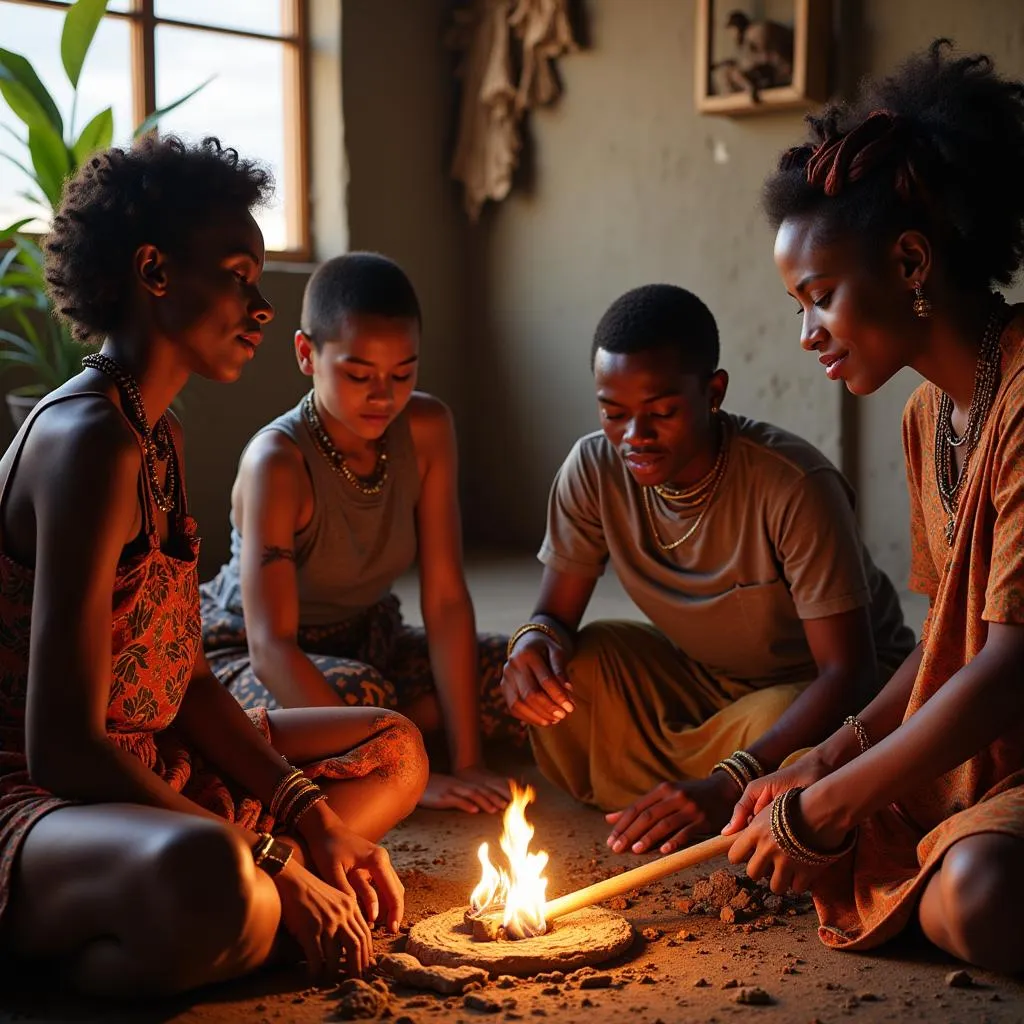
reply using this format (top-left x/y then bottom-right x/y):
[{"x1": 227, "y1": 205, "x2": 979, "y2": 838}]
[
  {"x1": 154, "y1": 26, "x2": 292, "y2": 251},
  {"x1": 0, "y1": 2, "x2": 133, "y2": 232},
  {"x1": 154, "y1": 0, "x2": 285, "y2": 36}
]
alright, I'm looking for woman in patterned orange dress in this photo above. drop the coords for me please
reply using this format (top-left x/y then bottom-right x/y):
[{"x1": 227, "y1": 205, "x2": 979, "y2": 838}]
[
  {"x1": 0, "y1": 137, "x2": 427, "y2": 996},
  {"x1": 723, "y1": 41, "x2": 1024, "y2": 973}
]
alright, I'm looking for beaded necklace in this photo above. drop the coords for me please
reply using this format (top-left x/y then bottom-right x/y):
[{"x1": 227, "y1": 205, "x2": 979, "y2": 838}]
[
  {"x1": 81, "y1": 352, "x2": 178, "y2": 513},
  {"x1": 934, "y1": 296, "x2": 1008, "y2": 546},
  {"x1": 301, "y1": 391, "x2": 388, "y2": 496}
]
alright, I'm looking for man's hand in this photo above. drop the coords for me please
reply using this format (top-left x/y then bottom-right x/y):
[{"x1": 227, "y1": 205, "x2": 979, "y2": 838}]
[
  {"x1": 501, "y1": 633, "x2": 575, "y2": 727},
  {"x1": 419, "y1": 766, "x2": 513, "y2": 814},
  {"x1": 605, "y1": 772, "x2": 742, "y2": 855}
]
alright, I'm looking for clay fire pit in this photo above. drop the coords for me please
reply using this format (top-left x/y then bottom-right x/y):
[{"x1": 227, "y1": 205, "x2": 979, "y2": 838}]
[{"x1": 407, "y1": 905, "x2": 634, "y2": 976}]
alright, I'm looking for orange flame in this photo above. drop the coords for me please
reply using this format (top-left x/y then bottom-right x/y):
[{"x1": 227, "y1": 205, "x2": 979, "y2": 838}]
[{"x1": 469, "y1": 782, "x2": 549, "y2": 938}]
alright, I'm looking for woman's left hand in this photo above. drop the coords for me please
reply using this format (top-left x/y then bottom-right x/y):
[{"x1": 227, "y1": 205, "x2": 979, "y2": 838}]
[
  {"x1": 605, "y1": 772, "x2": 741, "y2": 854},
  {"x1": 726, "y1": 787, "x2": 847, "y2": 894},
  {"x1": 418, "y1": 766, "x2": 512, "y2": 814}
]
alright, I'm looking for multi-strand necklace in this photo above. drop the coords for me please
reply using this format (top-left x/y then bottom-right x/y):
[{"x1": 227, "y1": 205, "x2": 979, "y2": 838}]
[
  {"x1": 933, "y1": 297, "x2": 1007, "y2": 546},
  {"x1": 301, "y1": 391, "x2": 388, "y2": 496},
  {"x1": 641, "y1": 417, "x2": 730, "y2": 551},
  {"x1": 81, "y1": 352, "x2": 178, "y2": 513}
]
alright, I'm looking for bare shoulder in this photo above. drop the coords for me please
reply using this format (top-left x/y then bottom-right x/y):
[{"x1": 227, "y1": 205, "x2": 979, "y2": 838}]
[
  {"x1": 233, "y1": 427, "x2": 311, "y2": 529},
  {"x1": 239, "y1": 427, "x2": 308, "y2": 483},
  {"x1": 406, "y1": 391, "x2": 455, "y2": 452},
  {"x1": 19, "y1": 395, "x2": 142, "y2": 523}
]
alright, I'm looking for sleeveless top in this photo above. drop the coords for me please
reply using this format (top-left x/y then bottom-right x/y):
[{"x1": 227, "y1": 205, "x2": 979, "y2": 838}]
[
  {"x1": 0, "y1": 391, "x2": 206, "y2": 922},
  {"x1": 203, "y1": 395, "x2": 421, "y2": 627}
]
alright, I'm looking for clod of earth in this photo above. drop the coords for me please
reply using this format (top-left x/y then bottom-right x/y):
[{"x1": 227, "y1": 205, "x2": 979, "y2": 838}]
[
  {"x1": 379, "y1": 952, "x2": 489, "y2": 994},
  {"x1": 463, "y1": 992, "x2": 501, "y2": 1013},
  {"x1": 735, "y1": 986, "x2": 774, "y2": 1005},
  {"x1": 333, "y1": 979, "x2": 389, "y2": 1020}
]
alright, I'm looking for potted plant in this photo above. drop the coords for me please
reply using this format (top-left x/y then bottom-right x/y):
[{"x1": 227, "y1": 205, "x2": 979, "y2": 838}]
[{"x1": 0, "y1": 0, "x2": 208, "y2": 427}]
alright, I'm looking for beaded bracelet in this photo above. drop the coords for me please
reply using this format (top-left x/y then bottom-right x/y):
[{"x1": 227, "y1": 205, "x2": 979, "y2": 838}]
[
  {"x1": 731, "y1": 749, "x2": 765, "y2": 780},
  {"x1": 843, "y1": 715, "x2": 872, "y2": 755},
  {"x1": 711, "y1": 749, "x2": 765, "y2": 792},
  {"x1": 506, "y1": 621, "x2": 564, "y2": 660},
  {"x1": 769, "y1": 787, "x2": 857, "y2": 866},
  {"x1": 712, "y1": 758, "x2": 747, "y2": 793}
]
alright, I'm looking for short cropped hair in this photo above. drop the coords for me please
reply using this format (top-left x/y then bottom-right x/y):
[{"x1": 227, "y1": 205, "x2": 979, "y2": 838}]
[
  {"x1": 45, "y1": 135, "x2": 273, "y2": 344},
  {"x1": 300, "y1": 252, "x2": 421, "y2": 348},
  {"x1": 590, "y1": 284, "x2": 720, "y2": 377}
]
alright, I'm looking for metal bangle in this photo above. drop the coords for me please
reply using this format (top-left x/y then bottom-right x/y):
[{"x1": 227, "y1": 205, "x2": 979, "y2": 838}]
[
  {"x1": 506, "y1": 621, "x2": 563, "y2": 660},
  {"x1": 843, "y1": 715, "x2": 872, "y2": 755}
]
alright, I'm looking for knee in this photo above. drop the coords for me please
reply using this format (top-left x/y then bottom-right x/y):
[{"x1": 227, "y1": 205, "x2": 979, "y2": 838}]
[
  {"x1": 373, "y1": 711, "x2": 429, "y2": 809},
  {"x1": 147, "y1": 822, "x2": 277, "y2": 973},
  {"x1": 928, "y1": 835, "x2": 1024, "y2": 973},
  {"x1": 566, "y1": 622, "x2": 621, "y2": 700}
]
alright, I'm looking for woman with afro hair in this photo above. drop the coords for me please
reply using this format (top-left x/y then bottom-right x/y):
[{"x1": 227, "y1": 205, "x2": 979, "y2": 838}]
[
  {"x1": 725, "y1": 40, "x2": 1024, "y2": 974},
  {"x1": 0, "y1": 137, "x2": 427, "y2": 995}
]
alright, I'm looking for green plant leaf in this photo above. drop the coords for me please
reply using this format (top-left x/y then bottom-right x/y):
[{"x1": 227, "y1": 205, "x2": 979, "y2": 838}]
[
  {"x1": 72, "y1": 106, "x2": 113, "y2": 163},
  {"x1": 0, "y1": 48, "x2": 63, "y2": 135},
  {"x1": 28, "y1": 124, "x2": 71, "y2": 209},
  {"x1": 61, "y1": 0, "x2": 109, "y2": 89},
  {"x1": 133, "y1": 76, "x2": 214, "y2": 138},
  {"x1": 0, "y1": 218, "x2": 34, "y2": 241}
]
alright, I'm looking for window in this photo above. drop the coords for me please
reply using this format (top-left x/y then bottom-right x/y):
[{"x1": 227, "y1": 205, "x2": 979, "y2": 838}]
[{"x1": 0, "y1": 0, "x2": 309, "y2": 257}]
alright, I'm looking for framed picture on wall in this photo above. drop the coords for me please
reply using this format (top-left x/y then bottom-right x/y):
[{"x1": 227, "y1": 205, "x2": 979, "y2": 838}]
[{"x1": 695, "y1": 0, "x2": 830, "y2": 115}]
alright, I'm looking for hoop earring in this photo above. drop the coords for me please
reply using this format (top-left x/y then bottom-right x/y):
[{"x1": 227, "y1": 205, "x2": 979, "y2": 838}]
[{"x1": 912, "y1": 282, "x2": 932, "y2": 319}]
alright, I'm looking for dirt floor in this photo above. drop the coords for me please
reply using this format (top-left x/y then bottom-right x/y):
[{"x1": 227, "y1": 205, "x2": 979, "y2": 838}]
[{"x1": 2, "y1": 761, "x2": 1023, "y2": 1024}]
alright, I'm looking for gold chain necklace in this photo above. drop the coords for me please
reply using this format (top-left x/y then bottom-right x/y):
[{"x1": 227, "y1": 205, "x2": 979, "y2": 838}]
[
  {"x1": 653, "y1": 415, "x2": 728, "y2": 511},
  {"x1": 641, "y1": 433, "x2": 730, "y2": 551},
  {"x1": 81, "y1": 352, "x2": 178, "y2": 513},
  {"x1": 301, "y1": 391, "x2": 388, "y2": 496},
  {"x1": 933, "y1": 297, "x2": 1007, "y2": 546}
]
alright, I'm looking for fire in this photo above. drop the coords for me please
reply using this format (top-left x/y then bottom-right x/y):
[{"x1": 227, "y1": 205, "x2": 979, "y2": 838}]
[{"x1": 469, "y1": 782, "x2": 549, "y2": 939}]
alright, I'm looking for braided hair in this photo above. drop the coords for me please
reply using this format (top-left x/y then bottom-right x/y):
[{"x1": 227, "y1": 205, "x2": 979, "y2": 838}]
[
  {"x1": 763, "y1": 40, "x2": 1024, "y2": 292},
  {"x1": 45, "y1": 136, "x2": 273, "y2": 344}
]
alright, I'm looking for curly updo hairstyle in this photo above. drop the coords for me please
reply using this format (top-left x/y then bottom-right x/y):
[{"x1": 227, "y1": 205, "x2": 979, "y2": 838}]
[
  {"x1": 45, "y1": 135, "x2": 274, "y2": 343},
  {"x1": 763, "y1": 40, "x2": 1024, "y2": 293}
]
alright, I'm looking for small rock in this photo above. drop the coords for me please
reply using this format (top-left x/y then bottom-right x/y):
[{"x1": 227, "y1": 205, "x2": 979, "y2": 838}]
[
  {"x1": 694, "y1": 978, "x2": 711, "y2": 988},
  {"x1": 579, "y1": 974, "x2": 613, "y2": 990},
  {"x1": 722, "y1": 979, "x2": 741, "y2": 989},
  {"x1": 534, "y1": 972, "x2": 565, "y2": 983},
  {"x1": 335, "y1": 978, "x2": 388, "y2": 1020},
  {"x1": 676, "y1": 897, "x2": 697, "y2": 914},
  {"x1": 464, "y1": 993, "x2": 501, "y2": 1013},
  {"x1": 946, "y1": 970, "x2": 975, "y2": 988},
  {"x1": 858, "y1": 992, "x2": 880, "y2": 1002},
  {"x1": 735, "y1": 987, "x2": 773, "y2": 1006},
  {"x1": 608, "y1": 897, "x2": 631, "y2": 910},
  {"x1": 720, "y1": 906, "x2": 741, "y2": 925},
  {"x1": 472, "y1": 917, "x2": 504, "y2": 942},
  {"x1": 641, "y1": 927, "x2": 663, "y2": 941},
  {"x1": 539, "y1": 986, "x2": 560, "y2": 996},
  {"x1": 580, "y1": 997, "x2": 594, "y2": 1007},
  {"x1": 496, "y1": 976, "x2": 518, "y2": 989},
  {"x1": 843, "y1": 995, "x2": 860, "y2": 1009},
  {"x1": 639, "y1": 974, "x2": 657, "y2": 985},
  {"x1": 676, "y1": 929, "x2": 696, "y2": 942}
]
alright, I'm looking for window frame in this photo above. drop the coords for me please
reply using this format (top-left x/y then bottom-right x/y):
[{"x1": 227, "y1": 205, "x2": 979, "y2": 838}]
[{"x1": 2, "y1": 0, "x2": 311, "y2": 260}]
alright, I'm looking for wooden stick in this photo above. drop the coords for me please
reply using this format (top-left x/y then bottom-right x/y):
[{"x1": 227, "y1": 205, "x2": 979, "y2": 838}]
[{"x1": 543, "y1": 833, "x2": 735, "y2": 922}]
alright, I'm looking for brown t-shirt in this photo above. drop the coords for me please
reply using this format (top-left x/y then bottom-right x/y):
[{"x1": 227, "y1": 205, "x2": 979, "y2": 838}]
[{"x1": 540, "y1": 413, "x2": 913, "y2": 694}]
